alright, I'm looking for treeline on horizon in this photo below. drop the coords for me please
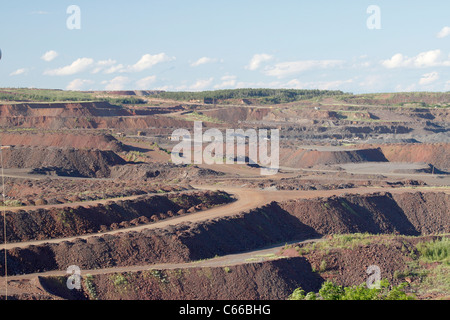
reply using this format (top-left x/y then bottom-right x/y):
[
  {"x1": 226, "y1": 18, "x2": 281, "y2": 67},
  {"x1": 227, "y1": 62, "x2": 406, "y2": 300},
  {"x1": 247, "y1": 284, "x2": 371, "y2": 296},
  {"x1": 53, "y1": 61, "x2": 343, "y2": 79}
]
[
  {"x1": 0, "y1": 88, "x2": 146, "y2": 105},
  {"x1": 1, "y1": 88, "x2": 448, "y2": 107},
  {"x1": 154, "y1": 88, "x2": 348, "y2": 104}
]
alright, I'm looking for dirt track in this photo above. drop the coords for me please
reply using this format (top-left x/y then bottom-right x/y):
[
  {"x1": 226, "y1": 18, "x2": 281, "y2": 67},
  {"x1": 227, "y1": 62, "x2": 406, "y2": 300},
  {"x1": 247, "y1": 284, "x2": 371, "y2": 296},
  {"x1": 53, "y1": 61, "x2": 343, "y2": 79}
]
[
  {"x1": 2, "y1": 185, "x2": 448, "y2": 251},
  {"x1": 1, "y1": 184, "x2": 448, "y2": 298},
  {"x1": 1, "y1": 238, "x2": 321, "y2": 285}
]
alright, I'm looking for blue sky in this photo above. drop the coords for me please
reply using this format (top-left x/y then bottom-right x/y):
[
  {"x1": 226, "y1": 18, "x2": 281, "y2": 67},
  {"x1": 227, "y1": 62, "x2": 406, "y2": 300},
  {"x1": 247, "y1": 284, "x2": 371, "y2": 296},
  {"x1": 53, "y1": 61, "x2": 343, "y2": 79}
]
[{"x1": 1, "y1": 0, "x2": 449, "y2": 93}]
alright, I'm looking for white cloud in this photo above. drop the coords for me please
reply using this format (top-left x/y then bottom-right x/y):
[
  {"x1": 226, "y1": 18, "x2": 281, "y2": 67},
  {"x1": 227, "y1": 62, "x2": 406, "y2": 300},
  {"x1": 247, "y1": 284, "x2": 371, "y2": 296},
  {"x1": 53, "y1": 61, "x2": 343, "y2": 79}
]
[
  {"x1": 154, "y1": 85, "x2": 173, "y2": 91},
  {"x1": 97, "y1": 59, "x2": 116, "y2": 66},
  {"x1": 66, "y1": 79, "x2": 94, "y2": 91},
  {"x1": 190, "y1": 57, "x2": 218, "y2": 67},
  {"x1": 419, "y1": 72, "x2": 439, "y2": 85},
  {"x1": 263, "y1": 60, "x2": 344, "y2": 78},
  {"x1": 136, "y1": 76, "x2": 157, "y2": 89},
  {"x1": 178, "y1": 78, "x2": 214, "y2": 91},
  {"x1": 41, "y1": 50, "x2": 58, "y2": 62},
  {"x1": 102, "y1": 76, "x2": 130, "y2": 90},
  {"x1": 246, "y1": 53, "x2": 273, "y2": 71},
  {"x1": 104, "y1": 64, "x2": 125, "y2": 74},
  {"x1": 358, "y1": 75, "x2": 386, "y2": 91},
  {"x1": 437, "y1": 26, "x2": 450, "y2": 38},
  {"x1": 10, "y1": 68, "x2": 28, "y2": 76},
  {"x1": 381, "y1": 50, "x2": 450, "y2": 68},
  {"x1": 44, "y1": 57, "x2": 94, "y2": 76},
  {"x1": 126, "y1": 53, "x2": 174, "y2": 72},
  {"x1": 91, "y1": 59, "x2": 118, "y2": 74},
  {"x1": 285, "y1": 78, "x2": 354, "y2": 90},
  {"x1": 190, "y1": 78, "x2": 214, "y2": 90},
  {"x1": 351, "y1": 55, "x2": 372, "y2": 68},
  {"x1": 231, "y1": 78, "x2": 353, "y2": 91},
  {"x1": 214, "y1": 75, "x2": 237, "y2": 89},
  {"x1": 381, "y1": 53, "x2": 405, "y2": 68},
  {"x1": 395, "y1": 83, "x2": 417, "y2": 92},
  {"x1": 444, "y1": 81, "x2": 450, "y2": 91}
]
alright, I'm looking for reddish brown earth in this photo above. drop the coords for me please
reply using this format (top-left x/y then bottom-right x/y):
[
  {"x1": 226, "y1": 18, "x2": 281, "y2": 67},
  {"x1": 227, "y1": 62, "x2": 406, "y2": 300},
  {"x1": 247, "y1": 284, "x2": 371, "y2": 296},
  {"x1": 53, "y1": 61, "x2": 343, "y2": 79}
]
[
  {"x1": 74, "y1": 258, "x2": 320, "y2": 300},
  {"x1": 279, "y1": 147, "x2": 387, "y2": 168},
  {"x1": 23, "y1": 235, "x2": 444, "y2": 300},
  {"x1": 0, "y1": 115, "x2": 219, "y2": 131},
  {"x1": 1, "y1": 191, "x2": 447, "y2": 277},
  {"x1": 202, "y1": 107, "x2": 272, "y2": 122},
  {"x1": 280, "y1": 192, "x2": 449, "y2": 236},
  {"x1": 1, "y1": 146, "x2": 125, "y2": 178},
  {"x1": 0, "y1": 190, "x2": 233, "y2": 243},
  {"x1": 3, "y1": 178, "x2": 189, "y2": 206},
  {"x1": 0, "y1": 132, "x2": 125, "y2": 152},
  {"x1": 367, "y1": 143, "x2": 450, "y2": 171},
  {"x1": 0, "y1": 102, "x2": 130, "y2": 117},
  {"x1": 277, "y1": 143, "x2": 450, "y2": 171},
  {"x1": 31, "y1": 257, "x2": 320, "y2": 300},
  {"x1": 108, "y1": 163, "x2": 224, "y2": 181},
  {"x1": 0, "y1": 92, "x2": 447, "y2": 301},
  {"x1": 288, "y1": 234, "x2": 448, "y2": 299},
  {"x1": 338, "y1": 92, "x2": 450, "y2": 106}
]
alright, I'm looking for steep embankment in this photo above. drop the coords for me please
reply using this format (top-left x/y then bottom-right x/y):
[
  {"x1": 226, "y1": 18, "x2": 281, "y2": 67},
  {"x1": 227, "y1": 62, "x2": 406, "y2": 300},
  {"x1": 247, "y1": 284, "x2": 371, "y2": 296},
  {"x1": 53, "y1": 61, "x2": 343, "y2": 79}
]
[
  {"x1": 0, "y1": 102, "x2": 130, "y2": 117},
  {"x1": 279, "y1": 192, "x2": 449, "y2": 236},
  {"x1": 2, "y1": 191, "x2": 448, "y2": 276},
  {"x1": 45, "y1": 257, "x2": 321, "y2": 300},
  {"x1": 0, "y1": 115, "x2": 203, "y2": 131},
  {"x1": 365, "y1": 143, "x2": 450, "y2": 172},
  {"x1": 1, "y1": 146, "x2": 125, "y2": 177},
  {"x1": 0, "y1": 190, "x2": 233, "y2": 243},
  {"x1": 279, "y1": 147, "x2": 388, "y2": 168},
  {"x1": 109, "y1": 163, "x2": 224, "y2": 181},
  {"x1": 36, "y1": 257, "x2": 320, "y2": 300},
  {"x1": 34, "y1": 234, "x2": 448, "y2": 300},
  {"x1": 0, "y1": 132, "x2": 125, "y2": 152},
  {"x1": 201, "y1": 107, "x2": 271, "y2": 122}
]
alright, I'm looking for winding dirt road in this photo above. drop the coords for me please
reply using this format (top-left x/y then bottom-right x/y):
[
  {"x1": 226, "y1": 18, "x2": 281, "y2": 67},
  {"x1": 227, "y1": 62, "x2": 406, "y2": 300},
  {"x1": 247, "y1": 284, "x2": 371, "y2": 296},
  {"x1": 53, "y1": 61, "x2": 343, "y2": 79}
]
[
  {"x1": 3, "y1": 185, "x2": 448, "y2": 250},
  {"x1": 0, "y1": 184, "x2": 449, "y2": 298}
]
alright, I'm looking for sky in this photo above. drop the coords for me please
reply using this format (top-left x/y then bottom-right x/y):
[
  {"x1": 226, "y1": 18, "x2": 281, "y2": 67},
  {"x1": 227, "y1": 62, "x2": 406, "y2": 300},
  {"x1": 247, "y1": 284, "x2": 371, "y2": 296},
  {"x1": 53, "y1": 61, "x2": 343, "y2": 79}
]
[{"x1": 0, "y1": 0, "x2": 449, "y2": 93}]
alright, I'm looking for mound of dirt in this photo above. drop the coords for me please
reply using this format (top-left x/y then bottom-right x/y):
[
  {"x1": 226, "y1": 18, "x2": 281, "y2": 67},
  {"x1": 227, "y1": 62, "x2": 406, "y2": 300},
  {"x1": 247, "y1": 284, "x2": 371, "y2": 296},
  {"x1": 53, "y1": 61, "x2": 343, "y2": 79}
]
[
  {"x1": 109, "y1": 163, "x2": 224, "y2": 181},
  {"x1": 365, "y1": 143, "x2": 450, "y2": 171},
  {"x1": 281, "y1": 192, "x2": 449, "y2": 236},
  {"x1": 0, "y1": 102, "x2": 130, "y2": 117},
  {"x1": 0, "y1": 190, "x2": 233, "y2": 243},
  {"x1": 202, "y1": 107, "x2": 272, "y2": 122},
  {"x1": 73, "y1": 257, "x2": 321, "y2": 300},
  {"x1": 280, "y1": 147, "x2": 388, "y2": 168},
  {"x1": 18, "y1": 235, "x2": 447, "y2": 300},
  {"x1": 2, "y1": 191, "x2": 447, "y2": 276},
  {"x1": 3, "y1": 178, "x2": 189, "y2": 206},
  {"x1": 0, "y1": 132, "x2": 125, "y2": 152},
  {"x1": 1, "y1": 146, "x2": 125, "y2": 178},
  {"x1": 0, "y1": 115, "x2": 208, "y2": 132}
]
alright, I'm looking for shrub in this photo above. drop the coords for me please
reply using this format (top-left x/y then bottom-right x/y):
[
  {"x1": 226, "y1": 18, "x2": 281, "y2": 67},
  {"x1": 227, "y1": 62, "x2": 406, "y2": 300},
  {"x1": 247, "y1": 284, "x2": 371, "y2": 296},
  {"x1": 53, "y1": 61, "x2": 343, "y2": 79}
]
[
  {"x1": 84, "y1": 274, "x2": 98, "y2": 300},
  {"x1": 290, "y1": 279, "x2": 415, "y2": 300},
  {"x1": 288, "y1": 288, "x2": 306, "y2": 300},
  {"x1": 417, "y1": 238, "x2": 450, "y2": 265}
]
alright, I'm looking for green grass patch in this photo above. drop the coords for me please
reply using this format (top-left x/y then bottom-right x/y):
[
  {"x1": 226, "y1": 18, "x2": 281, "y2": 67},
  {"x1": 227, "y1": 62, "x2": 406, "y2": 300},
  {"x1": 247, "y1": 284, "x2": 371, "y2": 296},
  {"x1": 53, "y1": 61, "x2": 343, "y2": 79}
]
[
  {"x1": 417, "y1": 237, "x2": 450, "y2": 265},
  {"x1": 289, "y1": 279, "x2": 415, "y2": 300}
]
